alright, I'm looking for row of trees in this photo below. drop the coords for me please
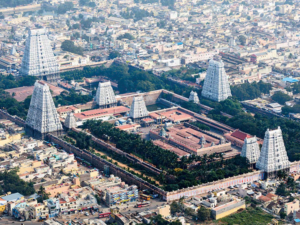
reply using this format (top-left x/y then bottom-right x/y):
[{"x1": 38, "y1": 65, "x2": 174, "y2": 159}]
[
  {"x1": 53, "y1": 90, "x2": 93, "y2": 107},
  {"x1": 82, "y1": 120, "x2": 179, "y2": 170},
  {"x1": 230, "y1": 81, "x2": 272, "y2": 101},
  {"x1": 81, "y1": 120, "x2": 251, "y2": 191},
  {"x1": 60, "y1": 64, "x2": 194, "y2": 97}
]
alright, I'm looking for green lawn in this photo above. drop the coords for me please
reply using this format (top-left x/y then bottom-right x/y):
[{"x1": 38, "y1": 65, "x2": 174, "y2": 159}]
[{"x1": 218, "y1": 207, "x2": 276, "y2": 225}]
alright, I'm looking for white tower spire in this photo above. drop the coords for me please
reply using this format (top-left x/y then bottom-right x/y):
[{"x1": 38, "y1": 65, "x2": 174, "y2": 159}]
[
  {"x1": 26, "y1": 81, "x2": 63, "y2": 138},
  {"x1": 129, "y1": 96, "x2": 149, "y2": 120},
  {"x1": 241, "y1": 136, "x2": 260, "y2": 164},
  {"x1": 201, "y1": 56, "x2": 232, "y2": 102},
  {"x1": 95, "y1": 81, "x2": 117, "y2": 108},
  {"x1": 20, "y1": 28, "x2": 60, "y2": 83},
  {"x1": 256, "y1": 127, "x2": 290, "y2": 178},
  {"x1": 189, "y1": 91, "x2": 200, "y2": 104},
  {"x1": 64, "y1": 112, "x2": 77, "y2": 129}
]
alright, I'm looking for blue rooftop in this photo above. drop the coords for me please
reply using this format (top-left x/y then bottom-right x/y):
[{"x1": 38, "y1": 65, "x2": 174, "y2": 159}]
[
  {"x1": 2, "y1": 193, "x2": 24, "y2": 202},
  {"x1": 283, "y1": 77, "x2": 298, "y2": 83},
  {"x1": 295, "y1": 219, "x2": 300, "y2": 222},
  {"x1": 177, "y1": 42, "x2": 183, "y2": 45}
]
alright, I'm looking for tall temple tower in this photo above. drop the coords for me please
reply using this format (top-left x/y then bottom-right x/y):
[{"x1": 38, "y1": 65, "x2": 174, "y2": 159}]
[
  {"x1": 129, "y1": 96, "x2": 149, "y2": 121},
  {"x1": 256, "y1": 127, "x2": 290, "y2": 178},
  {"x1": 25, "y1": 81, "x2": 63, "y2": 139},
  {"x1": 241, "y1": 136, "x2": 260, "y2": 165},
  {"x1": 95, "y1": 81, "x2": 117, "y2": 108},
  {"x1": 189, "y1": 91, "x2": 200, "y2": 104},
  {"x1": 64, "y1": 112, "x2": 77, "y2": 130},
  {"x1": 20, "y1": 28, "x2": 60, "y2": 83},
  {"x1": 201, "y1": 56, "x2": 232, "y2": 102}
]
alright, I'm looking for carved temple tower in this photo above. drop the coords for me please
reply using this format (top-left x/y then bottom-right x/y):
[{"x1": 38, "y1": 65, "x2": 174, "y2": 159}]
[
  {"x1": 201, "y1": 56, "x2": 232, "y2": 102},
  {"x1": 241, "y1": 136, "x2": 260, "y2": 165},
  {"x1": 20, "y1": 28, "x2": 60, "y2": 83},
  {"x1": 25, "y1": 81, "x2": 63, "y2": 139},
  {"x1": 256, "y1": 127, "x2": 290, "y2": 179},
  {"x1": 95, "y1": 81, "x2": 117, "y2": 108},
  {"x1": 129, "y1": 96, "x2": 149, "y2": 121}
]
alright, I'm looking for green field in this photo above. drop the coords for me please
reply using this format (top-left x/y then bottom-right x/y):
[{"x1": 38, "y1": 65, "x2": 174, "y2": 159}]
[{"x1": 219, "y1": 207, "x2": 277, "y2": 225}]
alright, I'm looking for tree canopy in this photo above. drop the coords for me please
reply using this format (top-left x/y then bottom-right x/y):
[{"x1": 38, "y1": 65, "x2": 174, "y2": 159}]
[
  {"x1": 271, "y1": 91, "x2": 292, "y2": 105},
  {"x1": 61, "y1": 40, "x2": 84, "y2": 55}
]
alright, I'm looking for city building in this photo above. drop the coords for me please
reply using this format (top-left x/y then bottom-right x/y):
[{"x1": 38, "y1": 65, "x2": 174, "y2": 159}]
[
  {"x1": 256, "y1": 127, "x2": 290, "y2": 178},
  {"x1": 95, "y1": 81, "x2": 117, "y2": 108},
  {"x1": 102, "y1": 183, "x2": 138, "y2": 206},
  {"x1": 241, "y1": 136, "x2": 260, "y2": 164},
  {"x1": 201, "y1": 56, "x2": 232, "y2": 102},
  {"x1": 25, "y1": 81, "x2": 63, "y2": 139},
  {"x1": 211, "y1": 199, "x2": 246, "y2": 220},
  {"x1": 129, "y1": 96, "x2": 149, "y2": 121},
  {"x1": 20, "y1": 28, "x2": 60, "y2": 83}
]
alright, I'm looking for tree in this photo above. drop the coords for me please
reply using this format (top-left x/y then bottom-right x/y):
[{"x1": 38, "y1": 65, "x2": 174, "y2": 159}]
[
  {"x1": 197, "y1": 206, "x2": 210, "y2": 222},
  {"x1": 271, "y1": 91, "x2": 292, "y2": 105},
  {"x1": 288, "y1": 53, "x2": 293, "y2": 59},
  {"x1": 275, "y1": 6, "x2": 280, "y2": 11},
  {"x1": 170, "y1": 201, "x2": 181, "y2": 214},
  {"x1": 276, "y1": 183, "x2": 288, "y2": 196},
  {"x1": 61, "y1": 40, "x2": 84, "y2": 55},
  {"x1": 247, "y1": 16, "x2": 251, "y2": 20},
  {"x1": 109, "y1": 51, "x2": 121, "y2": 59},
  {"x1": 37, "y1": 185, "x2": 50, "y2": 203},
  {"x1": 57, "y1": 2, "x2": 74, "y2": 14},
  {"x1": 238, "y1": 35, "x2": 247, "y2": 45},
  {"x1": 280, "y1": 211, "x2": 286, "y2": 219}
]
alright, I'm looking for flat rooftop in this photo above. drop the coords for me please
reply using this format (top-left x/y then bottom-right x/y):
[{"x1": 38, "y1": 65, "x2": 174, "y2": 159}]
[
  {"x1": 149, "y1": 109, "x2": 193, "y2": 123},
  {"x1": 74, "y1": 106, "x2": 129, "y2": 120}
]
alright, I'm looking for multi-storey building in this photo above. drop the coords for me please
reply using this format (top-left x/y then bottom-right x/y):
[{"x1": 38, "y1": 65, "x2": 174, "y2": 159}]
[{"x1": 103, "y1": 184, "x2": 138, "y2": 206}]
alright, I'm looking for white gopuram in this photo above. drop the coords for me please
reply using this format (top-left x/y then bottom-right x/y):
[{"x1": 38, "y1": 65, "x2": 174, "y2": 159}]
[
  {"x1": 64, "y1": 112, "x2": 77, "y2": 129},
  {"x1": 26, "y1": 81, "x2": 63, "y2": 139},
  {"x1": 201, "y1": 56, "x2": 232, "y2": 102},
  {"x1": 20, "y1": 28, "x2": 60, "y2": 83},
  {"x1": 129, "y1": 96, "x2": 149, "y2": 120},
  {"x1": 256, "y1": 127, "x2": 290, "y2": 178},
  {"x1": 189, "y1": 91, "x2": 200, "y2": 104},
  {"x1": 241, "y1": 136, "x2": 260, "y2": 164},
  {"x1": 95, "y1": 81, "x2": 117, "y2": 108}
]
